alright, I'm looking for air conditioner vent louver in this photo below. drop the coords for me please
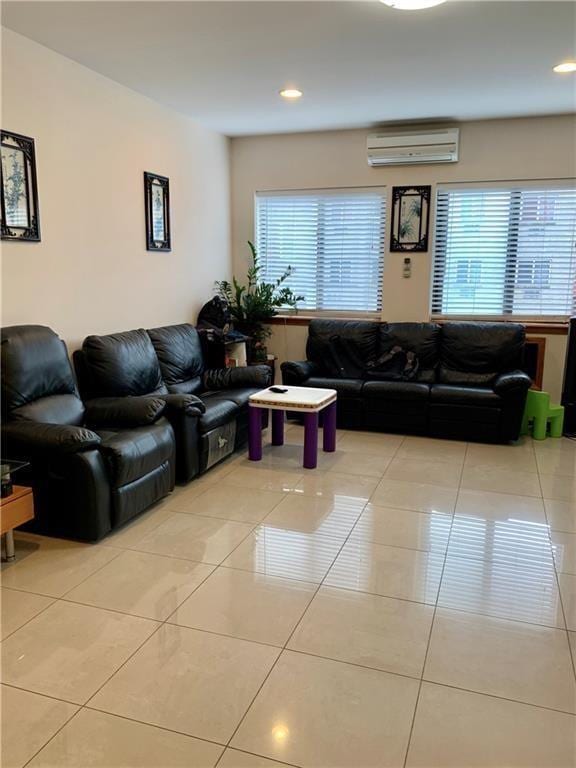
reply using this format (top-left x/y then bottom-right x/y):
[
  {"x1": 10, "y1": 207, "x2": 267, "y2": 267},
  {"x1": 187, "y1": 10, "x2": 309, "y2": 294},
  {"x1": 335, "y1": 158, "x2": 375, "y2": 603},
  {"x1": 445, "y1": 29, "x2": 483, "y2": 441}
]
[{"x1": 367, "y1": 128, "x2": 459, "y2": 166}]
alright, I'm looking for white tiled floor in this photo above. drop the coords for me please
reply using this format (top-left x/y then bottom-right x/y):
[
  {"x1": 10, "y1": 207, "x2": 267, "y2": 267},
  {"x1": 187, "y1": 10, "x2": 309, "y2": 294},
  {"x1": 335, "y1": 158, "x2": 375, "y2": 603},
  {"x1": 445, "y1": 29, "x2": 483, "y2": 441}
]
[{"x1": 2, "y1": 425, "x2": 576, "y2": 767}]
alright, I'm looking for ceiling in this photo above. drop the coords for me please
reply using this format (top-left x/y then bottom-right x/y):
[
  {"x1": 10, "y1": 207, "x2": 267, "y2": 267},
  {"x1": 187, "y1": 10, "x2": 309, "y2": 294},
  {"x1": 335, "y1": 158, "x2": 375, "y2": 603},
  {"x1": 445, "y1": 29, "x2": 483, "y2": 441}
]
[{"x1": 2, "y1": 1, "x2": 575, "y2": 136}]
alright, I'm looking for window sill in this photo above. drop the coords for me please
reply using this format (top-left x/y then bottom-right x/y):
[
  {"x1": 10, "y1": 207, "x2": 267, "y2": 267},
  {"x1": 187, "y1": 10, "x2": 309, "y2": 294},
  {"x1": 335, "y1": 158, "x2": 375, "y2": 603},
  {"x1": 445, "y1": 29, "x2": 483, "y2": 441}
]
[{"x1": 268, "y1": 315, "x2": 569, "y2": 335}]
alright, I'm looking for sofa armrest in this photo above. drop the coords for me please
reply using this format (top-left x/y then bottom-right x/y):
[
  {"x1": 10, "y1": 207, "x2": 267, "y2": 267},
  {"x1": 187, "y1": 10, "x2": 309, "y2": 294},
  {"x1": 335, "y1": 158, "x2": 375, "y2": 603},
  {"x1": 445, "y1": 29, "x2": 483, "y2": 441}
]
[
  {"x1": 281, "y1": 360, "x2": 321, "y2": 386},
  {"x1": 203, "y1": 366, "x2": 272, "y2": 391},
  {"x1": 85, "y1": 396, "x2": 166, "y2": 428},
  {"x1": 2, "y1": 421, "x2": 101, "y2": 457},
  {"x1": 494, "y1": 370, "x2": 532, "y2": 397},
  {"x1": 159, "y1": 393, "x2": 206, "y2": 416}
]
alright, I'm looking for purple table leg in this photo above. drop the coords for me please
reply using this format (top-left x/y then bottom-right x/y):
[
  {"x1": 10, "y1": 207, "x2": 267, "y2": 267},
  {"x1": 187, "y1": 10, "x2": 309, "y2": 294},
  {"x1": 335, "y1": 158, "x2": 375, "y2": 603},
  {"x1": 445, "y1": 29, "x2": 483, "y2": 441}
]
[
  {"x1": 248, "y1": 406, "x2": 263, "y2": 461},
  {"x1": 303, "y1": 412, "x2": 319, "y2": 469},
  {"x1": 272, "y1": 409, "x2": 285, "y2": 446},
  {"x1": 323, "y1": 401, "x2": 337, "y2": 453}
]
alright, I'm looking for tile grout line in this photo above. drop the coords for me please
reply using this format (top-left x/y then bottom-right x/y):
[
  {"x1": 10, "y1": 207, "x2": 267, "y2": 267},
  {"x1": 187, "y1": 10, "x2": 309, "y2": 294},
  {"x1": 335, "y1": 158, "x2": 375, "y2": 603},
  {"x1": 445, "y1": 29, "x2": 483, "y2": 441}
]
[{"x1": 402, "y1": 439, "x2": 469, "y2": 768}]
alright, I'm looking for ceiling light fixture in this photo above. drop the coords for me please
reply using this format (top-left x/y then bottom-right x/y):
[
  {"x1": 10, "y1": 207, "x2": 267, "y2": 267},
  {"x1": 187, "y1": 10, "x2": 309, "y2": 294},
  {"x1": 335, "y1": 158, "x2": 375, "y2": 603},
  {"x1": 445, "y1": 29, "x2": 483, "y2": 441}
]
[
  {"x1": 280, "y1": 88, "x2": 303, "y2": 99},
  {"x1": 553, "y1": 61, "x2": 576, "y2": 73},
  {"x1": 380, "y1": 0, "x2": 446, "y2": 9}
]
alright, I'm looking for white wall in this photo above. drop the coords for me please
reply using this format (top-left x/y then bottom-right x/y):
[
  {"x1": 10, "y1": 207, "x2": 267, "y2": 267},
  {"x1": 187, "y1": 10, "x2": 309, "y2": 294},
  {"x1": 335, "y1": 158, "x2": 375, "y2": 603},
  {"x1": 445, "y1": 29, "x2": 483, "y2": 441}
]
[
  {"x1": 1, "y1": 29, "x2": 231, "y2": 350},
  {"x1": 231, "y1": 115, "x2": 576, "y2": 400}
]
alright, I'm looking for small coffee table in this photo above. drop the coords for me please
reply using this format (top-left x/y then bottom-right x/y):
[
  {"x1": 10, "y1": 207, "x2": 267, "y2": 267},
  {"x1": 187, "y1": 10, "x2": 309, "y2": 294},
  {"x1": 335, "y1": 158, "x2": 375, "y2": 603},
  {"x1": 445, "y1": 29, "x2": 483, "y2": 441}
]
[{"x1": 248, "y1": 386, "x2": 337, "y2": 469}]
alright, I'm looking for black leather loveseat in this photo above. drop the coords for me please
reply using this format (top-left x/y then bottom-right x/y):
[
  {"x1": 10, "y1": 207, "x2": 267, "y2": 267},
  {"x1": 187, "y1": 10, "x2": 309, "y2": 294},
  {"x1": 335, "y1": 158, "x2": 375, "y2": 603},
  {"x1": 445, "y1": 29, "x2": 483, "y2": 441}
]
[
  {"x1": 1, "y1": 326, "x2": 175, "y2": 541},
  {"x1": 281, "y1": 320, "x2": 532, "y2": 443},
  {"x1": 74, "y1": 324, "x2": 271, "y2": 482}
]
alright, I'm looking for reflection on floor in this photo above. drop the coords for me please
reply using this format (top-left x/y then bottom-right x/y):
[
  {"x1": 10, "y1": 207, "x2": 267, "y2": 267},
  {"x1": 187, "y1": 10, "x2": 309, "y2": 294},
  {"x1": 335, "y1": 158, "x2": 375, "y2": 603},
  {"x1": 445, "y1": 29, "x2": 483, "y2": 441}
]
[{"x1": 2, "y1": 425, "x2": 576, "y2": 768}]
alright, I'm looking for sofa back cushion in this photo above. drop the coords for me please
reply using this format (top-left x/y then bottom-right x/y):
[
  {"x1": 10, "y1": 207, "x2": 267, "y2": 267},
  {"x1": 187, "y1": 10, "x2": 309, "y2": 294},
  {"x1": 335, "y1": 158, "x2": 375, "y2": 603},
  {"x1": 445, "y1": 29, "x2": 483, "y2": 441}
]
[
  {"x1": 147, "y1": 324, "x2": 204, "y2": 395},
  {"x1": 2, "y1": 325, "x2": 85, "y2": 425},
  {"x1": 80, "y1": 329, "x2": 167, "y2": 398},
  {"x1": 307, "y1": 320, "x2": 379, "y2": 377},
  {"x1": 378, "y1": 322, "x2": 441, "y2": 371},
  {"x1": 439, "y1": 322, "x2": 525, "y2": 385}
]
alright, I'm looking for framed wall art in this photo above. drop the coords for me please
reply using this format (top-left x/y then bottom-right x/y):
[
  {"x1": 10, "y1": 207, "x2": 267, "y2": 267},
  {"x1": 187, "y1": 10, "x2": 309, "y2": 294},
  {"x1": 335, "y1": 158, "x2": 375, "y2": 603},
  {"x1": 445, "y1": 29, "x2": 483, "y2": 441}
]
[
  {"x1": 144, "y1": 171, "x2": 171, "y2": 251},
  {"x1": 1, "y1": 130, "x2": 41, "y2": 242},
  {"x1": 390, "y1": 185, "x2": 431, "y2": 252}
]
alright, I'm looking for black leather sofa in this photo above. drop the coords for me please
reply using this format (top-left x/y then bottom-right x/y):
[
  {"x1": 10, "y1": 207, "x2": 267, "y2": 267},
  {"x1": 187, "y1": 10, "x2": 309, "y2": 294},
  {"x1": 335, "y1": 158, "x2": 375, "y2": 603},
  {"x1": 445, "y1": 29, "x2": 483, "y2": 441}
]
[
  {"x1": 1, "y1": 326, "x2": 175, "y2": 541},
  {"x1": 281, "y1": 320, "x2": 532, "y2": 443},
  {"x1": 74, "y1": 324, "x2": 271, "y2": 482}
]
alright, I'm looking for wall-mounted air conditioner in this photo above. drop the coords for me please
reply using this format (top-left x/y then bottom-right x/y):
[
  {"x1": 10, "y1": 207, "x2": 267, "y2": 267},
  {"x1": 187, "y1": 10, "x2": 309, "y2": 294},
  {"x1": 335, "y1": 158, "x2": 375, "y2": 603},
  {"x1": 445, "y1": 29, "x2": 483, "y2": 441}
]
[{"x1": 367, "y1": 128, "x2": 460, "y2": 166}]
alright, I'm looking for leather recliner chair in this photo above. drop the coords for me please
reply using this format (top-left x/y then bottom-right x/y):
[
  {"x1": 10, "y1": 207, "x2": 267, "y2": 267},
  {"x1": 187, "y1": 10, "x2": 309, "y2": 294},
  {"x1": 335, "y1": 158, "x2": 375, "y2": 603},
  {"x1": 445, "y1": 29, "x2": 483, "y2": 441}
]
[
  {"x1": 282, "y1": 319, "x2": 532, "y2": 443},
  {"x1": 1, "y1": 325, "x2": 175, "y2": 541},
  {"x1": 74, "y1": 324, "x2": 271, "y2": 482}
]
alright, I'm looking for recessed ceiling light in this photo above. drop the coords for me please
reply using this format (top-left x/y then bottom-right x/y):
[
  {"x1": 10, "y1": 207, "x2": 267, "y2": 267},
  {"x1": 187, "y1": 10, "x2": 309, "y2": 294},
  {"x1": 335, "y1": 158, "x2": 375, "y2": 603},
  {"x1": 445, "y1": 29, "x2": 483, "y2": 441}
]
[
  {"x1": 380, "y1": 0, "x2": 446, "y2": 9},
  {"x1": 553, "y1": 61, "x2": 576, "y2": 73},
  {"x1": 280, "y1": 88, "x2": 303, "y2": 100}
]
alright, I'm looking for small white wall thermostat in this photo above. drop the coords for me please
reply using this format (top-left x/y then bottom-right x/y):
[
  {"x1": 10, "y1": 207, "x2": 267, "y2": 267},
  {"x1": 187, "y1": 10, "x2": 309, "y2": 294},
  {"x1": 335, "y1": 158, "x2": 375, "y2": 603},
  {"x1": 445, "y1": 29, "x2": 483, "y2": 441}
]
[{"x1": 403, "y1": 257, "x2": 412, "y2": 278}]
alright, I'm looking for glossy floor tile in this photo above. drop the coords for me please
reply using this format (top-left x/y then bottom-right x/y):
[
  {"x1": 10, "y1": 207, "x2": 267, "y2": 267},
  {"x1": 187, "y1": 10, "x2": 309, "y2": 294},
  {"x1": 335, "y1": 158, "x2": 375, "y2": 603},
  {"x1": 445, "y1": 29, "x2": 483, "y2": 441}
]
[
  {"x1": 0, "y1": 587, "x2": 54, "y2": 640},
  {"x1": 455, "y1": 488, "x2": 546, "y2": 523},
  {"x1": 170, "y1": 567, "x2": 316, "y2": 646},
  {"x1": 336, "y1": 431, "x2": 404, "y2": 455},
  {"x1": 461, "y1": 465, "x2": 542, "y2": 497},
  {"x1": 222, "y1": 525, "x2": 343, "y2": 582},
  {"x1": 5, "y1": 430, "x2": 576, "y2": 768},
  {"x1": 325, "y1": 450, "x2": 393, "y2": 477},
  {"x1": 174, "y1": 485, "x2": 286, "y2": 523},
  {"x1": 350, "y1": 504, "x2": 452, "y2": 552},
  {"x1": 1, "y1": 601, "x2": 157, "y2": 703},
  {"x1": 425, "y1": 608, "x2": 576, "y2": 712},
  {"x1": 288, "y1": 585, "x2": 434, "y2": 677},
  {"x1": 218, "y1": 750, "x2": 290, "y2": 768},
  {"x1": 262, "y1": 493, "x2": 365, "y2": 541},
  {"x1": 90, "y1": 623, "x2": 279, "y2": 743},
  {"x1": 294, "y1": 471, "x2": 378, "y2": 500},
  {"x1": 1, "y1": 685, "x2": 78, "y2": 768},
  {"x1": 231, "y1": 651, "x2": 419, "y2": 767},
  {"x1": 64, "y1": 550, "x2": 214, "y2": 620},
  {"x1": 129, "y1": 512, "x2": 254, "y2": 564},
  {"x1": 540, "y1": 474, "x2": 576, "y2": 503},
  {"x1": 325, "y1": 539, "x2": 444, "y2": 604},
  {"x1": 0, "y1": 534, "x2": 119, "y2": 597},
  {"x1": 551, "y1": 530, "x2": 576, "y2": 575},
  {"x1": 221, "y1": 466, "x2": 303, "y2": 492},
  {"x1": 545, "y1": 498, "x2": 576, "y2": 533},
  {"x1": 26, "y1": 709, "x2": 222, "y2": 768},
  {"x1": 439, "y1": 556, "x2": 565, "y2": 628},
  {"x1": 447, "y1": 516, "x2": 554, "y2": 570},
  {"x1": 406, "y1": 683, "x2": 576, "y2": 768},
  {"x1": 385, "y1": 457, "x2": 462, "y2": 488},
  {"x1": 395, "y1": 436, "x2": 467, "y2": 463},
  {"x1": 371, "y1": 477, "x2": 458, "y2": 515},
  {"x1": 558, "y1": 572, "x2": 576, "y2": 630}
]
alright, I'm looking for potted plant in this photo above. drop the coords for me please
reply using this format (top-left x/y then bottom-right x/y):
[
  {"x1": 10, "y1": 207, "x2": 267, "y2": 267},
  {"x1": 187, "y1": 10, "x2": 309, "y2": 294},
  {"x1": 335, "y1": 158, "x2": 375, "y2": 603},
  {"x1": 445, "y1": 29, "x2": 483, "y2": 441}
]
[{"x1": 215, "y1": 241, "x2": 303, "y2": 363}]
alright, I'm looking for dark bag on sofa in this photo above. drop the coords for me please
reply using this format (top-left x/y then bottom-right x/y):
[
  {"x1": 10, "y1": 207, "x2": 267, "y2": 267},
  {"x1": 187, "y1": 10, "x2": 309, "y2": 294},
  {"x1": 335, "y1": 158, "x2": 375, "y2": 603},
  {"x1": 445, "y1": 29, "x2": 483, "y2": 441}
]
[{"x1": 366, "y1": 346, "x2": 420, "y2": 381}]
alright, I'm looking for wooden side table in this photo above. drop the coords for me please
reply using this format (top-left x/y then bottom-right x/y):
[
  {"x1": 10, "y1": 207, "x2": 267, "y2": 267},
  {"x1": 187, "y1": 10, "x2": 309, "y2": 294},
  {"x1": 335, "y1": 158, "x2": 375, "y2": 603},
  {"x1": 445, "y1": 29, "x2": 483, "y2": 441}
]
[{"x1": 1, "y1": 486, "x2": 34, "y2": 561}]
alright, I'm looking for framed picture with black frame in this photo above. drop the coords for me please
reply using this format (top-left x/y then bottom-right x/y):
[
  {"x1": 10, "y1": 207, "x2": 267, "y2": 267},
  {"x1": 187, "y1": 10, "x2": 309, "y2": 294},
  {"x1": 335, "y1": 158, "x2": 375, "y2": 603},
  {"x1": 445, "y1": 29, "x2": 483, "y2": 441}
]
[
  {"x1": 390, "y1": 185, "x2": 431, "y2": 252},
  {"x1": 1, "y1": 130, "x2": 41, "y2": 242},
  {"x1": 144, "y1": 171, "x2": 171, "y2": 251}
]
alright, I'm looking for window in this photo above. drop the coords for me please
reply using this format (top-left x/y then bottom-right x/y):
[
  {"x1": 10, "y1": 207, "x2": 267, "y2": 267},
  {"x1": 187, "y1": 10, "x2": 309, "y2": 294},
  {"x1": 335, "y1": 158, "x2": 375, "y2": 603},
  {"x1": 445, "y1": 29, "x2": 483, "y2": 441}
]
[
  {"x1": 432, "y1": 184, "x2": 576, "y2": 320},
  {"x1": 255, "y1": 189, "x2": 386, "y2": 313}
]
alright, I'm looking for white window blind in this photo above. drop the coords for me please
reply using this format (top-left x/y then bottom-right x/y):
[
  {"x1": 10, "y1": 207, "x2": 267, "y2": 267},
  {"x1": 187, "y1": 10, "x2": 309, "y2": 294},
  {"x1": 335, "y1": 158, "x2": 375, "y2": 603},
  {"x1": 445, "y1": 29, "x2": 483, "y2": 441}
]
[
  {"x1": 255, "y1": 189, "x2": 386, "y2": 313},
  {"x1": 432, "y1": 184, "x2": 576, "y2": 320}
]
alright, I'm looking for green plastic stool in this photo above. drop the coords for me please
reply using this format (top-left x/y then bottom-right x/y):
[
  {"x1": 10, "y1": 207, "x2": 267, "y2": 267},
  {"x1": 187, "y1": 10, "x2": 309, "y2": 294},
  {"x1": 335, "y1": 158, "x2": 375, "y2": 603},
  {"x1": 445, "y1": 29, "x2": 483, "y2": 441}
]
[{"x1": 521, "y1": 390, "x2": 565, "y2": 440}]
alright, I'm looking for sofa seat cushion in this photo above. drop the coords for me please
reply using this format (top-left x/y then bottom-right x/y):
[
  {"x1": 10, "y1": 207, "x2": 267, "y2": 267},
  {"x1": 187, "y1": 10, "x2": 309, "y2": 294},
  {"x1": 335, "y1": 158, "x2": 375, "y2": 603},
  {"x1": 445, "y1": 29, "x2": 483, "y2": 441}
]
[
  {"x1": 431, "y1": 384, "x2": 501, "y2": 408},
  {"x1": 198, "y1": 392, "x2": 240, "y2": 433},
  {"x1": 97, "y1": 421, "x2": 174, "y2": 486},
  {"x1": 306, "y1": 377, "x2": 363, "y2": 398},
  {"x1": 363, "y1": 380, "x2": 431, "y2": 402}
]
